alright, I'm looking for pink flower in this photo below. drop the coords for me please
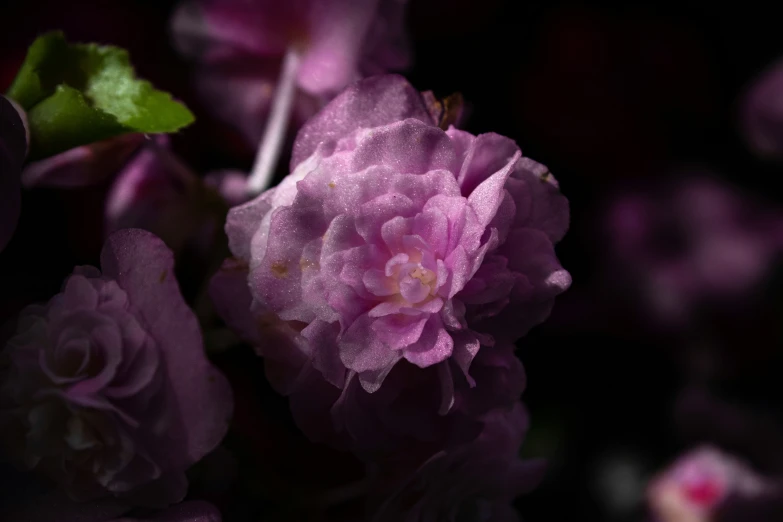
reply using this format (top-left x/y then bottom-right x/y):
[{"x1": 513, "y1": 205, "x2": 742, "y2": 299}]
[
  {"x1": 370, "y1": 403, "x2": 545, "y2": 522},
  {"x1": 217, "y1": 74, "x2": 570, "y2": 394},
  {"x1": 0, "y1": 95, "x2": 28, "y2": 253},
  {"x1": 171, "y1": 0, "x2": 411, "y2": 147},
  {"x1": 0, "y1": 229, "x2": 232, "y2": 507},
  {"x1": 647, "y1": 446, "x2": 771, "y2": 522}
]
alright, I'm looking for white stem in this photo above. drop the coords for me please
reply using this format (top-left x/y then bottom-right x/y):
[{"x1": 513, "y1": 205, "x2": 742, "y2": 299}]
[{"x1": 246, "y1": 48, "x2": 301, "y2": 195}]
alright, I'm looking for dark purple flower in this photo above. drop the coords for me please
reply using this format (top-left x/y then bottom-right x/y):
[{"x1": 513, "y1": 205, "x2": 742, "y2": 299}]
[
  {"x1": 0, "y1": 229, "x2": 232, "y2": 507},
  {"x1": 370, "y1": 403, "x2": 545, "y2": 522},
  {"x1": 210, "y1": 257, "x2": 526, "y2": 457},
  {"x1": 21, "y1": 134, "x2": 145, "y2": 189},
  {"x1": 0, "y1": 94, "x2": 28, "y2": 253},
  {"x1": 603, "y1": 172, "x2": 783, "y2": 331},
  {"x1": 104, "y1": 137, "x2": 225, "y2": 257}
]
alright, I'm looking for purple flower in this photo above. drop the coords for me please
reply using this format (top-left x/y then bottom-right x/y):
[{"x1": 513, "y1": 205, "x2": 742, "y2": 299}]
[
  {"x1": 603, "y1": 172, "x2": 783, "y2": 330},
  {"x1": 370, "y1": 403, "x2": 545, "y2": 522},
  {"x1": 741, "y1": 57, "x2": 783, "y2": 159},
  {"x1": 323, "y1": 341, "x2": 526, "y2": 456},
  {"x1": 217, "y1": 74, "x2": 570, "y2": 394},
  {"x1": 171, "y1": 0, "x2": 411, "y2": 147},
  {"x1": 0, "y1": 95, "x2": 28, "y2": 253},
  {"x1": 0, "y1": 229, "x2": 232, "y2": 507}
]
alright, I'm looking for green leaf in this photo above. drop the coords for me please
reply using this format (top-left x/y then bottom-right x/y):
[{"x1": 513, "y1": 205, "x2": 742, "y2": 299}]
[{"x1": 6, "y1": 31, "x2": 194, "y2": 160}]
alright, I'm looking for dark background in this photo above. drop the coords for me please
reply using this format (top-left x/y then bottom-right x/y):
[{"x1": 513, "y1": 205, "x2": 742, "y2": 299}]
[{"x1": 2, "y1": 1, "x2": 783, "y2": 521}]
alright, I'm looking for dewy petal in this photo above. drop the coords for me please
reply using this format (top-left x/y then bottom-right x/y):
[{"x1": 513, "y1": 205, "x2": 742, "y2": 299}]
[
  {"x1": 468, "y1": 150, "x2": 521, "y2": 228},
  {"x1": 363, "y1": 268, "x2": 397, "y2": 296},
  {"x1": 371, "y1": 313, "x2": 429, "y2": 349},
  {"x1": 402, "y1": 315, "x2": 454, "y2": 368},
  {"x1": 507, "y1": 157, "x2": 570, "y2": 243},
  {"x1": 250, "y1": 203, "x2": 328, "y2": 321},
  {"x1": 100, "y1": 229, "x2": 233, "y2": 465},
  {"x1": 341, "y1": 314, "x2": 404, "y2": 372},
  {"x1": 458, "y1": 133, "x2": 520, "y2": 197},
  {"x1": 291, "y1": 75, "x2": 433, "y2": 169},
  {"x1": 398, "y1": 275, "x2": 430, "y2": 303},
  {"x1": 357, "y1": 358, "x2": 402, "y2": 393},
  {"x1": 350, "y1": 119, "x2": 458, "y2": 175},
  {"x1": 300, "y1": 319, "x2": 345, "y2": 389},
  {"x1": 0, "y1": 95, "x2": 26, "y2": 253}
]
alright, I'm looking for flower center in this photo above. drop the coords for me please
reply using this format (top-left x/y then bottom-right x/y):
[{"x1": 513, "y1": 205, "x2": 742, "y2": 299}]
[
  {"x1": 680, "y1": 474, "x2": 723, "y2": 507},
  {"x1": 409, "y1": 265, "x2": 436, "y2": 287}
]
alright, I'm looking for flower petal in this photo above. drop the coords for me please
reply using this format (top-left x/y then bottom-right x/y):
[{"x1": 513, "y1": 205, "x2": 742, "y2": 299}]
[
  {"x1": 100, "y1": 229, "x2": 233, "y2": 466},
  {"x1": 291, "y1": 74, "x2": 433, "y2": 169}
]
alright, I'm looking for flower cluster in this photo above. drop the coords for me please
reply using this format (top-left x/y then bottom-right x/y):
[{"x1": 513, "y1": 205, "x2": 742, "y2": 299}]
[{"x1": 0, "y1": 4, "x2": 571, "y2": 520}]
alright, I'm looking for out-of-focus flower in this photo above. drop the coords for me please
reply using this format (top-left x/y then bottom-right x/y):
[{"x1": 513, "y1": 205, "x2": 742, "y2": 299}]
[
  {"x1": 213, "y1": 74, "x2": 569, "y2": 400},
  {"x1": 370, "y1": 403, "x2": 545, "y2": 522},
  {"x1": 19, "y1": 131, "x2": 233, "y2": 265},
  {"x1": 665, "y1": 389, "x2": 783, "y2": 522},
  {"x1": 325, "y1": 341, "x2": 526, "y2": 456},
  {"x1": 0, "y1": 229, "x2": 232, "y2": 507},
  {"x1": 105, "y1": 137, "x2": 230, "y2": 260},
  {"x1": 603, "y1": 172, "x2": 783, "y2": 331},
  {"x1": 647, "y1": 446, "x2": 771, "y2": 522},
  {"x1": 0, "y1": 94, "x2": 28, "y2": 253},
  {"x1": 741, "y1": 57, "x2": 783, "y2": 159},
  {"x1": 21, "y1": 134, "x2": 145, "y2": 189},
  {"x1": 171, "y1": 0, "x2": 411, "y2": 148}
]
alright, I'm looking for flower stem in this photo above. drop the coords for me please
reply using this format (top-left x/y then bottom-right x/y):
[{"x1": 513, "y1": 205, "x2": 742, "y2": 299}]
[{"x1": 246, "y1": 48, "x2": 301, "y2": 196}]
